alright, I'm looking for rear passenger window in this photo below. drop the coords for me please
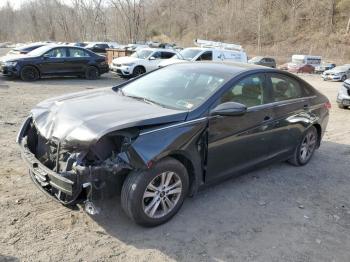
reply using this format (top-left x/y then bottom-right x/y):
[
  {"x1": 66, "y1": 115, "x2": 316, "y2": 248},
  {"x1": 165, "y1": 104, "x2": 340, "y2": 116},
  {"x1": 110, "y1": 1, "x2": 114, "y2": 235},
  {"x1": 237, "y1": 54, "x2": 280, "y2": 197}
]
[
  {"x1": 69, "y1": 48, "x2": 90, "y2": 57},
  {"x1": 270, "y1": 74, "x2": 303, "y2": 102}
]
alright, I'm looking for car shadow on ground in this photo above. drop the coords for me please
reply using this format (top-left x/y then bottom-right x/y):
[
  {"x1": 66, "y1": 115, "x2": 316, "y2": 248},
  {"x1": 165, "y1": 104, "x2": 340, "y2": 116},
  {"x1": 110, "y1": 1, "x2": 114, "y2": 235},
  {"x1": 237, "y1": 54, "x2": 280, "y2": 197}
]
[
  {"x1": 88, "y1": 141, "x2": 350, "y2": 261},
  {"x1": 0, "y1": 255, "x2": 20, "y2": 262},
  {"x1": 0, "y1": 73, "x2": 124, "y2": 88}
]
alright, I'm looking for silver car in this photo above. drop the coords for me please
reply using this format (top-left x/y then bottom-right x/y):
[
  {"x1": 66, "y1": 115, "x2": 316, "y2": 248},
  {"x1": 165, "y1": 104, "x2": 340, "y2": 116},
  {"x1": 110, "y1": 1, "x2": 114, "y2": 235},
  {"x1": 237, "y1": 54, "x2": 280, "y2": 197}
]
[
  {"x1": 322, "y1": 65, "x2": 350, "y2": 82},
  {"x1": 337, "y1": 79, "x2": 350, "y2": 109}
]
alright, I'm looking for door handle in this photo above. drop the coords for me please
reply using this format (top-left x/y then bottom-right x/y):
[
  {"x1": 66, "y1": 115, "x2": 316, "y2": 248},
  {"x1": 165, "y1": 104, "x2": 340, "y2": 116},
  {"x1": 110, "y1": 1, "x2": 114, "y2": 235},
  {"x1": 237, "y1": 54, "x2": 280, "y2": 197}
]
[
  {"x1": 263, "y1": 116, "x2": 272, "y2": 122},
  {"x1": 303, "y1": 104, "x2": 310, "y2": 110}
]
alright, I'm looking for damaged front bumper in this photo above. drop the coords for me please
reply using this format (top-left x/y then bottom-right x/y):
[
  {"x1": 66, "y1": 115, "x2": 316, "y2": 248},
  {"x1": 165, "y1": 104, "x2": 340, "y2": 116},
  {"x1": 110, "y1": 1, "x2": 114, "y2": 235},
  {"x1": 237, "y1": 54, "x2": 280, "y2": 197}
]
[{"x1": 18, "y1": 118, "x2": 130, "y2": 211}]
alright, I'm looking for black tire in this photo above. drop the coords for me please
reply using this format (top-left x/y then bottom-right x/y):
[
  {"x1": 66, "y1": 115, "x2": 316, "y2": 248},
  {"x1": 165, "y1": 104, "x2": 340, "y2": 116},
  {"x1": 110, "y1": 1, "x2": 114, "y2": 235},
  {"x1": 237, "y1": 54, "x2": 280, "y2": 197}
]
[
  {"x1": 341, "y1": 75, "x2": 347, "y2": 82},
  {"x1": 20, "y1": 66, "x2": 40, "y2": 81},
  {"x1": 288, "y1": 126, "x2": 318, "y2": 166},
  {"x1": 132, "y1": 66, "x2": 146, "y2": 77},
  {"x1": 338, "y1": 103, "x2": 346, "y2": 109},
  {"x1": 121, "y1": 157, "x2": 189, "y2": 227},
  {"x1": 85, "y1": 66, "x2": 99, "y2": 80}
]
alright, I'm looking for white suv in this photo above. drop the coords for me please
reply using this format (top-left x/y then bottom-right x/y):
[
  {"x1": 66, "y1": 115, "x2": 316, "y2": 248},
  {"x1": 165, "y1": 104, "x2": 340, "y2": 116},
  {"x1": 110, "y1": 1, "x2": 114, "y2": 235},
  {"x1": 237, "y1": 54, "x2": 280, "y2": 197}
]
[{"x1": 110, "y1": 48, "x2": 177, "y2": 77}]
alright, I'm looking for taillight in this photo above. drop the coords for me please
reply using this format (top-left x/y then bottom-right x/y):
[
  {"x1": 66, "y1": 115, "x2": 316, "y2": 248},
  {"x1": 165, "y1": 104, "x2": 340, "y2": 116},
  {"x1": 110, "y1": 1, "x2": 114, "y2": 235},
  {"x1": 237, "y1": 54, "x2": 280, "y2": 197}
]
[{"x1": 324, "y1": 101, "x2": 331, "y2": 109}]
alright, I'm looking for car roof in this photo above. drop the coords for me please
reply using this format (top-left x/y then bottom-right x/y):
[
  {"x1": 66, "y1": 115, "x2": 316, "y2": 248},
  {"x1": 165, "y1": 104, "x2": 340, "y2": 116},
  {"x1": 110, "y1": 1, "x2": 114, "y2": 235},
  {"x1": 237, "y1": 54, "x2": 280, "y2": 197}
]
[
  {"x1": 141, "y1": 48, "x2": 176, "y2": 52},
  {"x1": 170, "y1": 61, "x2": 270, "y2": 75}
]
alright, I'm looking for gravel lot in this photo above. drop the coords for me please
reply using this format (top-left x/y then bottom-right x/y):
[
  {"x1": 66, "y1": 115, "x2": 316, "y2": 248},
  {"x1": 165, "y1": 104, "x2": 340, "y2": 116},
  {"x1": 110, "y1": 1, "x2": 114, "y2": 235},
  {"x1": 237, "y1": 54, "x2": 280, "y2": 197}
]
[{"x1": 0, "y1": 48, "x2": 350, "y2": 262}]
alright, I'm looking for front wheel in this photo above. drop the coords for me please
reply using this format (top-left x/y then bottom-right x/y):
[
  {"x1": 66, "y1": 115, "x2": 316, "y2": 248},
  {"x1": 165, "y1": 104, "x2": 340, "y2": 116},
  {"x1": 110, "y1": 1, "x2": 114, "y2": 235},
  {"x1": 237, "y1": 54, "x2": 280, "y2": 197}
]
[
  {"x1": 338, "y1": 103, "x2": 347, "y2": 109},
  {"x1": 20, "y1": 66, "x2": 40, "y2": 81},
  {"x1": 121, "y1": 158, "x2": 189, "y2": 227},
  {"x1": 132, "y1": 66, "x2": 145, "y2": 77},
  {"x1": 341, "y1": 75, "x2": 347, "y2": 82},
  {"x1": 288, "y1": 126, "x2": 318, "y2": 166}
]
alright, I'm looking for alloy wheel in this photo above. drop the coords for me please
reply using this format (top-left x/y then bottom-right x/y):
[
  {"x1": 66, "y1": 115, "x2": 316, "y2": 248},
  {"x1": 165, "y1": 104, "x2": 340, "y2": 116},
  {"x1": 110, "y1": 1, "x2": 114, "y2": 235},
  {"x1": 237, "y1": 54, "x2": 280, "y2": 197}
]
[
  {"x1": 142, "y1": 171, "x2": 182, "y2": 218},
  {"x1": 22, "y1": 67, "x2": 38, "y2": 81},
  {"x1": 300, "y1": 130, "x2": 317, "y2": 163}
]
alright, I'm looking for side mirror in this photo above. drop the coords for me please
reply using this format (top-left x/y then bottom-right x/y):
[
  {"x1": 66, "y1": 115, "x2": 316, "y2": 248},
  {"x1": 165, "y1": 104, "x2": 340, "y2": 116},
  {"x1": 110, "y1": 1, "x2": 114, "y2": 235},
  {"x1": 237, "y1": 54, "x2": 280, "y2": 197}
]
[
  {"x1": 43, "y1": 54, "x2": 50, "y2": 59},
  {"x1": 149, "y1": 56, "x2": 156, "y2": 60},
  {"x1": 210, "y1": 102, "x2": 247, "y2": 116}
]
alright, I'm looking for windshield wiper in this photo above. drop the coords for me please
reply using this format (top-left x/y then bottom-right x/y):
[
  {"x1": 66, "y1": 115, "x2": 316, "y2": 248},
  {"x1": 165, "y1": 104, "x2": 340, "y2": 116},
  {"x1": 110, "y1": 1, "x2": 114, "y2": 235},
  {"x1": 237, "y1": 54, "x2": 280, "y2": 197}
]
[{"x1": 124, "y1": 94, "x2": 169, "y2": 108}]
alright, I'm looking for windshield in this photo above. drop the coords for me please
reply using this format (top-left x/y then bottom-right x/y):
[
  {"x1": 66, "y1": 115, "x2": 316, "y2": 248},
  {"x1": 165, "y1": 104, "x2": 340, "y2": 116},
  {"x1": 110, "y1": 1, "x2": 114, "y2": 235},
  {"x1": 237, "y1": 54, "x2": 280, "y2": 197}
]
[
  {"x1": 120, "y1": 64, "x2": 231, "y2": 110},
  {"x1": 131, "y1": 50, "x2": 153, "y2": 59},
  {"x1": 249, "y1": 57, "x2": 262, "y2": 62},
  {"x1": 292, "y1": 58, "x2": 304, "y2": 64},
  {"x1": 27, "y1": 45, "x2": 55, "y2": 56},
  {"x1": 334, "y1": 66, "x2": 349, "y2": 71},
  {"x1": 85, "y1": 43, "x2": 98, "y2": 48},
  {"x1": 178, "y1": 48, "x2": 202, "y2": 61}
]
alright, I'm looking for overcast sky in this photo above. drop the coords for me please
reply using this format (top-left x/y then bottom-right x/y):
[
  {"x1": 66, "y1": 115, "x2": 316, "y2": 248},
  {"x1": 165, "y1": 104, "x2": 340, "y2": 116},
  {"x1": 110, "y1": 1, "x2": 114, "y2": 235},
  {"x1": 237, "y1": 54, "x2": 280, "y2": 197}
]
[{"x1": 0, "y1": 0, "x2": 73, "y2": 9}]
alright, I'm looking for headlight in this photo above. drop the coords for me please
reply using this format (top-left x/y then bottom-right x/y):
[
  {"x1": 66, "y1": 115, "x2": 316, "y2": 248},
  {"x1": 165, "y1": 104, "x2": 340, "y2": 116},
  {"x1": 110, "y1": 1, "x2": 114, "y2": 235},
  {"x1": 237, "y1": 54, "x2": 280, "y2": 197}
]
[
  {"x1": 4, "y1": 61, "x2": 17, "y2": 67},
  {"x1": 122, "y1": 63, "x2": 134, "y2": 67}
]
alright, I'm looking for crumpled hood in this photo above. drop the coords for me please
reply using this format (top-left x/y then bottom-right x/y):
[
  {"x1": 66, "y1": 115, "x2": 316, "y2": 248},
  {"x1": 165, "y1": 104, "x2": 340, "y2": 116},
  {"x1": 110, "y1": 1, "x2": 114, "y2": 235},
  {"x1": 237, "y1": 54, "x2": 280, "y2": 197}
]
[
  {"x1": 112, "y1": 56, "x2": 142, "y2": 64},
  {"x1": 31, "y1": 87, "x2": 187, "y2": 147}
]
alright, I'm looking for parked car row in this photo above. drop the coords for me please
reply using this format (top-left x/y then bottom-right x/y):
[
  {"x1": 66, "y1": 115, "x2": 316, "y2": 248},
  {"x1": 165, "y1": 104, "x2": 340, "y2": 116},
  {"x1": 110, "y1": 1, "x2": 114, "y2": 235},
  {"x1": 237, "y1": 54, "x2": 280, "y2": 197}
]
[{"x1": 1, "y1": 40, "x2": 349, "y2": 83}]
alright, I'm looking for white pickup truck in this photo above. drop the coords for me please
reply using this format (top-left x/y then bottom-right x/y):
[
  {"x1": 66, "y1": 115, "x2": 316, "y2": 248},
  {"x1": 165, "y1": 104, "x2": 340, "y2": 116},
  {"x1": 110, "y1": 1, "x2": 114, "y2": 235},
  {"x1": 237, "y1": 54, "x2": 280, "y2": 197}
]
[{"x1": 110, "y1": 48, "x2": 177, "y2": 77}]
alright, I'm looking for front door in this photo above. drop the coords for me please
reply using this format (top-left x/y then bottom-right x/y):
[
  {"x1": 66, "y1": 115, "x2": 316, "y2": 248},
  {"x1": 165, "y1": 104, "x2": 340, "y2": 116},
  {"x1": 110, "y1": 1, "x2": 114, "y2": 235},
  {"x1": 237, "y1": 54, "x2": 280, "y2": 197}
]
[
  {"x1": 147, "y1": 51, "x2": 162, "y2": 71},
  {"x1": 38, "y1": 47, "x2": 68, "y2": 75},
  {"x1": 206, "y1": 73, "x2": 276, "y2": 181}
]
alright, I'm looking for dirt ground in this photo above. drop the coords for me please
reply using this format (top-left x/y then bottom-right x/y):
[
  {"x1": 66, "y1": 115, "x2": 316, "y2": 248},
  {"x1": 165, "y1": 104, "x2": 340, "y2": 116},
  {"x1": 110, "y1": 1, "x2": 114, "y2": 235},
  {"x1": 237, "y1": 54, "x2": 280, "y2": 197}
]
[{"x1": 0, "y1": 47, "x2": 350, "y2": 262}]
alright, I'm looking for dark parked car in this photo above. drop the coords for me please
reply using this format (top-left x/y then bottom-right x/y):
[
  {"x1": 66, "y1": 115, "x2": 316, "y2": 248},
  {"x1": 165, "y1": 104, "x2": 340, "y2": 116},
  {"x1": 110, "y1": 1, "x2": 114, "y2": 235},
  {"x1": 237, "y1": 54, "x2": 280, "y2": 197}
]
[
  {"x1": 17, "y1": 63, "x2": 330, "y2": 226},
  {"x1": 315, "y1": 62, "x2": 336, "y2": 74},
  {"x1": 248, "y1": 56, "x2": 276, "y2": 68},
  {"x1": 288, "y1": 63, "x2": 315, "y2": 74},
  {"x1": 7, "y1": 43, "x2": 47, "y2": 55},
  {"x1": 85, "y1": 43, "x2": 110, "y2": 54},
  {"x1": 70, "y1": 42, "x2": 88, "y2": 47},
  {"x1": 0, "y1": 45, "x2": 109, "y2": 81}
]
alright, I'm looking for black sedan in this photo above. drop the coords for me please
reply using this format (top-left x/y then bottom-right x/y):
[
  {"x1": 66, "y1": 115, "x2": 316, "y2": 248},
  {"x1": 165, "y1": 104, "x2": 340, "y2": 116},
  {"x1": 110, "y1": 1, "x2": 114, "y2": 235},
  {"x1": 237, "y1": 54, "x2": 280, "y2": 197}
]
[
  {"x1": 17, "y1": 63, "x2": 330, "y2": 226},
  {"x1": 0, "y1": 45, "x2": 109, "y2": 81}
]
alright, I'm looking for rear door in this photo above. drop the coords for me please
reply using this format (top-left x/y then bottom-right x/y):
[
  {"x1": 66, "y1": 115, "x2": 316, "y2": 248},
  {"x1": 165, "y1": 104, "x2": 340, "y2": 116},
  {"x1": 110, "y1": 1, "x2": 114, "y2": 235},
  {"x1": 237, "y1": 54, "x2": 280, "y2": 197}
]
[
  {"x1": 38, "y1": 47, "x2": 68, "y2": 75},
  {"x1": 206, "y1": 73, "x2": 276, "y2": 181},
  {"x1": 65, "y1": 48, "x2": 91, "y2": 74},
  {"x1": 266, "y1": 73, "x2": 314, "y2": 156}
]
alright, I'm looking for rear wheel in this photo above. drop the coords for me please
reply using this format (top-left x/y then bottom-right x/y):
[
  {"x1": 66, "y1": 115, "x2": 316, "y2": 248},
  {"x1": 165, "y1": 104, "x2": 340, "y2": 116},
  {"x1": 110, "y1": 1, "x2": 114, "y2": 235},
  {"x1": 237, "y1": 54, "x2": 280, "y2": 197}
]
[
  {"x1": 121, "y1": 158, "x2": 189, "y2": 227},
  {"x1": 288, "y1": 126, "x2": 318, "y2": 166},
  {"x1": 132, "y1": 66, "x2": 145, "y2": 77},
  {"x1": 85, "y1": 66, "x2": 99, "y2": 80},
  {"x1": 20, "y1": 66, "x2": 40, "y2": 81}
]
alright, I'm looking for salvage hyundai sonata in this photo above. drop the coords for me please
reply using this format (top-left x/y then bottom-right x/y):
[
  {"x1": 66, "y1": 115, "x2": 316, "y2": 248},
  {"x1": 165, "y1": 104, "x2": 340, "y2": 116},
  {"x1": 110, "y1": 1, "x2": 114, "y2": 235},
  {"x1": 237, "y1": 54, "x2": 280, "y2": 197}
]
[{"x1": 17, "y1": 62, "x2": 330, "y2": 226}]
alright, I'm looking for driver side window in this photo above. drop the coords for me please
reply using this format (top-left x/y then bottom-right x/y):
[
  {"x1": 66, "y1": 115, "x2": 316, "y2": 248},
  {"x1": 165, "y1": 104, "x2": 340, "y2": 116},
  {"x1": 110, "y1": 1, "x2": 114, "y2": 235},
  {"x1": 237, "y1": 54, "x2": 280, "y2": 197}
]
[
  {"x1": 151, "y1": 52, "x2": 161, "y2": 59},
  {"x1": 219, "y1": 74, "x2": 267, "y2": 108}
]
